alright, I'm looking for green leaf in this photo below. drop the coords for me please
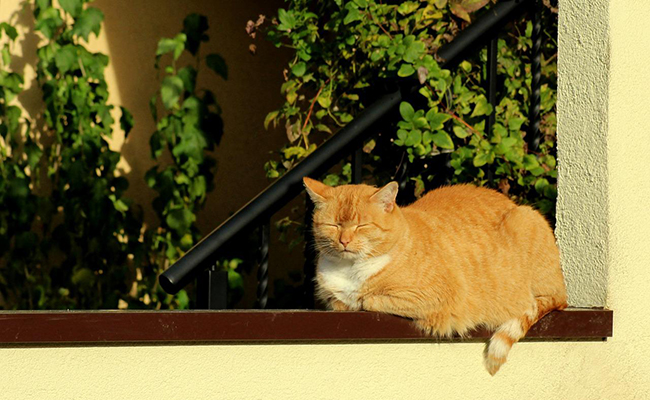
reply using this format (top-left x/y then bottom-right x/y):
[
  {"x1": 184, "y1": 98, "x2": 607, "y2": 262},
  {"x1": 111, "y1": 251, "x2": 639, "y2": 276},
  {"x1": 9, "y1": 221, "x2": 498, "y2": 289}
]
[
  {"x1": 534, "y1": 178, "x2": 549, "y2": 194},
  {"x1": 264, "y1": 111, "x2": 279, "y2": 129},
  {"x1": 413, "y1": 117, "x2": 428, "y2": 129},
  {"x1": 34, "y1": 7, "x2": 63, "y2": 39},
  {"x1": 5, "y1": 106, "x2": 22, "y2": 134},
  {"x1": 544, "y1": 184, "x2": 557, "y2": 199},
  {"x1": 291, "y1": 61, "x2": 307, "y2": 77},
  {"x1": 179, "y1": 233, "x2": 194, "y2": 250},
  {"x1": 403, "y1": 40, "x2": 425, "y2": 63},
  {"x1": 508, "y1": 117, "x2": 526, "y2": 132},
  {"x1": 109, "y1": 194, "x2": 129, "y2": 213},
  {"x1": 425, "y1": 110, "x2": 452, "y2": 130},
  {"x1": 277, "y1": 8, "x2": 297, "y2": 31},
  {"x1": 493, "y1": 123, "x2": 508, "y2": 137},
  {"x1": 173, "y1": 125, "x2": 208, "y2": 161},
  {"x1": 189, "y1": 176, "x2": 207, "y2": 200},
  {"x1": 2, "y1": 45, "x2": 10, "y2": 66},
  {"x1": 473, "y1": 152, "x2": 490, "y2": 167},
  {"x1": 470, "y1": 94, "x2": 493, "y2": 117},
  {"x1": 431, "y1": 131, "x2": 454, "y2": 149},
  {"x1": 145, "y1": 166, "x2": 159, "y2": 187},
  {"x1": 397, "y1": 1, "x2": 419, "y2": 15},
  {"x1": 176, "y1": 290, "x2": 190, "y2": 309},
  {"x1": 71, "y1": 7, "x2": 104, "y2": 41},
  {"x1": 453, "y1": 125, "x2": 471, "y2": 139},
  {"x1": 177, "y1": 66, "x2": 197, "y2": 93},
  {"x1": 54, "y1": 45, "x2": 78, "y2": 74},
  {"x1": 395, "y1": 129, "x2": 408, "y2": 145},
  {"x1": 315, "y1": 124, "x2": 332, "y2": 133},
  {"x1": 228, "y1": 269, "x2": 244, "y2": 290},
  {"x1": 399, "y1": 102, "x2": 415, "y2": 121},
  {"x1": 206, "y1": 53, "x2": 228, "y2": 80},
  {"x1": 0, "y1": 23, "x2": 18, "y2": 41},
  {"x1": 58, "y1": 0, "x2": 83, "y2": 18},
  {"x1": 166, "y1": 208, "x2": 195, "y2": 234},
  {"x1": 120, "y1": 107, "x2": 134, "y2": 138},
  {"x1": 317, "y1": 93, "x2": 331, "y2": 108},
  {"x1": 160, "y1": 76, "x2": 184, "y2": 109},
  {"x1": 71, "y1": 268, "x2": 95, "y2": 288},
  {"x1": 343, "y1": 7, "x2": 362, "y2": 25},
  {"x1": 397, "y1": 64, "x2": 415, "y2": 77},
  {"x1": 24, "y1": 140, "x2": 42, "y2": 170},
  {"x1": 523, "y1": 154, "x2": 540, "y2": 171},
  {"x1": 405, "y1": 129, "x2": 422, "y2": 146},
  {"x1": 501, "y1": 137, "x2": 517, "y2": 148},
  {"x1": 156, "y1": 34, "x2": 186, "y2": 61},
  {"x1": 34, "y1": 0, "x2": 51, "y2": 12}
]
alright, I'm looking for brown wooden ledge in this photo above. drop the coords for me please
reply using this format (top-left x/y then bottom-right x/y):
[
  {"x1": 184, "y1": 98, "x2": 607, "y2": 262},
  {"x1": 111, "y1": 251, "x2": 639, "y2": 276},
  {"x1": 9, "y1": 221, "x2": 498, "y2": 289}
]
[{"x1": 0, "y1": 308, "x2": 611, "y2": 344}]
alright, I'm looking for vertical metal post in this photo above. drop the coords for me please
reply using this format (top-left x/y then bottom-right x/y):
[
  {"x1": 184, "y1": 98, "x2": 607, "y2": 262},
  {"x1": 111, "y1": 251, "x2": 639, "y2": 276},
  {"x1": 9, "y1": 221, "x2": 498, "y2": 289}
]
[
  {"x1": 256, "y1": 222, "x2": 270, "y2": 309},
  {"x1": 196, "y1": 264, "x2": 228, "y2": 309},
  {"x1": 352, "y1": 148, "x2": 363, "y2": 184},
  {"x1": 528, "y1": 0, "x2": 542, "y2": 152},
  {"x1": 487, "y1": 38, "x2": 498, "y2": 135},
  {"x1": 303, "y1": 198, "x2": 316, "y2": 308}
]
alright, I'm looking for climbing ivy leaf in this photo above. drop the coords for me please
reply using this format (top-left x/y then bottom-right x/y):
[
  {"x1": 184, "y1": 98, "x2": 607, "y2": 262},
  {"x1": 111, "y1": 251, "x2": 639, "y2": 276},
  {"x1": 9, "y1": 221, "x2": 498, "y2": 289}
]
[
  {"x1": 71, "y1": 7, "x2": 104, "y2": 41},
  {"x1": 160, "y1": 76, "x2": 184, "y2": 109}
]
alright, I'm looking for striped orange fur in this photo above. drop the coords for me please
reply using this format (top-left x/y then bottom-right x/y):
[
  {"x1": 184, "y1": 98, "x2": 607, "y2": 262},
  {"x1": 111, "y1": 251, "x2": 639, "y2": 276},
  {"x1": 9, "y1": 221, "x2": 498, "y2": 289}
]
[{"x1": 304, "y1": 178, "x2": 568, "y2": 375}]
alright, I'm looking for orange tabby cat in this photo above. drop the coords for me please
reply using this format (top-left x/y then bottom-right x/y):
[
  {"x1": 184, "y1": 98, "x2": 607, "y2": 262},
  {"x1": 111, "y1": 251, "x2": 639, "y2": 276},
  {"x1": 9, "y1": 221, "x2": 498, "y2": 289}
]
[{"x1": 304, "y1": 177, "x2": 567, "y2": 375}]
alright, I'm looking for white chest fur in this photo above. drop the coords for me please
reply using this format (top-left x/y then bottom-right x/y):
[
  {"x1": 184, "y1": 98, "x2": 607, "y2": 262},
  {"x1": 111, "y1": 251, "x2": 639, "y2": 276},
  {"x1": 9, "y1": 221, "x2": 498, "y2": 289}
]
[{"x1": 316, "y1": 254, "x2": 391, "y2": 309}]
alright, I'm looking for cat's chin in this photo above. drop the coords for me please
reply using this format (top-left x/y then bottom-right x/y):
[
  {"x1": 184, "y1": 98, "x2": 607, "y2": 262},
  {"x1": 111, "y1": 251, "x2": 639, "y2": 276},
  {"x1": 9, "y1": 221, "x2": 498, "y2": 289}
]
[{"x1": 338, "y1": 250, "x2": 362, "y2": 261}]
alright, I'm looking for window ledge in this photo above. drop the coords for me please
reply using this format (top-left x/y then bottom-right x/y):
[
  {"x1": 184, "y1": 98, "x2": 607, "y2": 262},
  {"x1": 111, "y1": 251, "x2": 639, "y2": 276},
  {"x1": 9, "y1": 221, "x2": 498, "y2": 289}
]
[{"x1": 0, "y1": 308, "x2": 612, "y2": 344}]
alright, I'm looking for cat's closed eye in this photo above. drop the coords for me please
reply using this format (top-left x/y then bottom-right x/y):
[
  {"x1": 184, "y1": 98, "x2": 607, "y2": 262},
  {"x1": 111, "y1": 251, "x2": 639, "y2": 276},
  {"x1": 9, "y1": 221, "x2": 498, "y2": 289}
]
[{"x1": 319, "y1": 223, "x2": 339, "y2": 229}]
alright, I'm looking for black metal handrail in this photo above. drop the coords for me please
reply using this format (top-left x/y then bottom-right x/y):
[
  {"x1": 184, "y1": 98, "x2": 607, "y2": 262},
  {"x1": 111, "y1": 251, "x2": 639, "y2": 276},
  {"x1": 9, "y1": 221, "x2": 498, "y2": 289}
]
[{"x1": 160, "y1": 0, "x2": 535, "y2": 303}]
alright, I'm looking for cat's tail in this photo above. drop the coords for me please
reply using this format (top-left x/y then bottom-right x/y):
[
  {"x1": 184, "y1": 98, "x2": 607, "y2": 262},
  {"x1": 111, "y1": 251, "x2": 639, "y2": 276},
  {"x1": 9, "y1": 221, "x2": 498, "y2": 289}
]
[{"x1": 484, "y1": 296, "x2": 567, "y2": 375}]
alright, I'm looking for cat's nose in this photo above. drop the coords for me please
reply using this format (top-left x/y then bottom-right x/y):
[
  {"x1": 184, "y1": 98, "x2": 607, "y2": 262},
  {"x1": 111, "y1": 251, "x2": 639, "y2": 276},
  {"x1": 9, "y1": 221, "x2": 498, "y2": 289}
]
[{"x1": 340, "y1": 237, "x2": 351, "y2": 248}]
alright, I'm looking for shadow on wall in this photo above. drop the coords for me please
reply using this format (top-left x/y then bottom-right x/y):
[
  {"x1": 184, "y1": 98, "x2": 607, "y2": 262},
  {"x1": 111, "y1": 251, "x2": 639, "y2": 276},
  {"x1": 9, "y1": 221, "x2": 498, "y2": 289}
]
[{"x1": 10, "y1": 2, "x2": 41, "y2": 123}]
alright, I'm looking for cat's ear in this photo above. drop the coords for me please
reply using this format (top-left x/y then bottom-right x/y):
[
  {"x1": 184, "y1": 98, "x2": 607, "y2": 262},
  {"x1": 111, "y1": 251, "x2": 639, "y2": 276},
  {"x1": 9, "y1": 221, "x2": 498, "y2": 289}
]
[
  {"x1": 303, "y1": 177, "x2": 329, "y2": 205},
  {"x1": 370, "y1": 181, "x2": 399, "y2": 212}
]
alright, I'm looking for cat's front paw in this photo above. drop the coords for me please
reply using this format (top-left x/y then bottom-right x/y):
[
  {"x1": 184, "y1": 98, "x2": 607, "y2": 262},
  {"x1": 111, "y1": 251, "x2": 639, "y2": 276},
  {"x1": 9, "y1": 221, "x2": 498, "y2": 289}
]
[
  {"x1": 361, "y1": 295, "x2": 379, "y2": 312},
  {"x1": 330, "y1": 300, "x2": 351, "y2": 311}
]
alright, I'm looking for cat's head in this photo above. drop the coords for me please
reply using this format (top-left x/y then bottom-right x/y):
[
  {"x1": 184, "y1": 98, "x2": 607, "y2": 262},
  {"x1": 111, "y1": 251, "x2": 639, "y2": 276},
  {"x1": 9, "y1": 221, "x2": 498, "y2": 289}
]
[{"x1": 303, "y1": 177, "x2": 402, "y2": 261}]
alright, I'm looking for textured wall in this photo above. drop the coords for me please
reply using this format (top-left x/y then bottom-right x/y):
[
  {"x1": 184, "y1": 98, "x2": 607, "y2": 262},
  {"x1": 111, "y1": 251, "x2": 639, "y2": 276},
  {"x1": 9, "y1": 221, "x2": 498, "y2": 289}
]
[
  {"x1": 3, "y1": 0, "x2": 650, "y2": 398},
  {"x1": 556, "y1": 0, "x2": 610, "y2": 307}
]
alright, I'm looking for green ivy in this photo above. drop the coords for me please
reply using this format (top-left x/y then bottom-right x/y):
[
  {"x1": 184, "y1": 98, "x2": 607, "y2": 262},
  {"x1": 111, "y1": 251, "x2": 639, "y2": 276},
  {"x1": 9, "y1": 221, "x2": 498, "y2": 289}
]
[
  {"x1": 136, "y1": 13, "x2": 243, "y2": 309},
  {"x1": 253, "y1": 0, "x2": 558, "y2": 216},
  {"x1": 32, "y1": 0, "x2": 142, "y2": 308},
  {"x1": 0, "y1": 21, "x2": 44, "y2": 308},
  {"x1": 0, "y1": 4, "x2": 242, "y2": 310}
]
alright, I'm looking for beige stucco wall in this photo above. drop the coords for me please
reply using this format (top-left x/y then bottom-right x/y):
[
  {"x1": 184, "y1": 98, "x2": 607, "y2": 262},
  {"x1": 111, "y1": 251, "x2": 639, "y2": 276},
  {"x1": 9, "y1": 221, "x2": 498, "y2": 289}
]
[
  {"x1": 3, "y1": 0, "x2": 650, "y2": 398},
  {"x1": 556, "y1": 0, "x2": 610, "y2": 307}
]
